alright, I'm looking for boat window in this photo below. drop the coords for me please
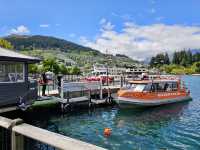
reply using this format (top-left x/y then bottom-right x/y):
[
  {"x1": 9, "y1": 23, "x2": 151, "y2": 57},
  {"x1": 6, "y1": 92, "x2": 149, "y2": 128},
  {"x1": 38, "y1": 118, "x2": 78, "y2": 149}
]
[
  {"x1": 0, "y1": 62, "x2": 24, "y2": 83},
  {"x1": 124, "y1": 83, "x2": 136, "y2": 89},
  {"x1": 143, "y1": 83, "x2": 152, "y2": 92},
  {"x1": 133, "y1": 84, "x2": 146, "y2": 92},
  {"x1": 171, "y1": 82, "x2": 178, "y2": 91},
  {"x1": 151, "y1": 82, "x2": 178, "y2": 92}
]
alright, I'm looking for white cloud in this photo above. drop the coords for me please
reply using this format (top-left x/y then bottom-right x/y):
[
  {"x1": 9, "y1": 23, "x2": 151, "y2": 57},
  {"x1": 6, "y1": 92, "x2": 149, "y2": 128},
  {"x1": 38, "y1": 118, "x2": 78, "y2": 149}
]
[
  {"x1": 80, "y1": 20, "x2": 200, "y2": 61},
  {"x1": 40, "y1": 24, "x2": 50, "y2": 28},
  {"x1": 100, "y1": 21, "x2": 115, "y2": 31},
  {"x1": 80, "y1": 36, "x2": 88, "y2": 43},
  {"x1": 10, "y1": 25, "x2": 30, "y2": 34}
]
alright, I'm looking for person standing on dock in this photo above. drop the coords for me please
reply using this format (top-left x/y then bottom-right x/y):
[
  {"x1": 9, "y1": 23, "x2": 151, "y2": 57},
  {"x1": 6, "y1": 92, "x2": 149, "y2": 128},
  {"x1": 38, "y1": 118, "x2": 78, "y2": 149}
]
[
  {"x1": 42, "y1": 72, "x2": 48, "y2": 96},
  {"x1": 57, "y1": 73, "x2": 63, "y2": 96}
]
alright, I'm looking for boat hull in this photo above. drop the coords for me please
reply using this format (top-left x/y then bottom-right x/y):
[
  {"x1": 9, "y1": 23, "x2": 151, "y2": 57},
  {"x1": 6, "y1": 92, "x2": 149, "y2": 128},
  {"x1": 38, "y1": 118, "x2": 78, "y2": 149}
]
[{"x1": 115, "y1": 96, "x2": 192, "y2": 108}]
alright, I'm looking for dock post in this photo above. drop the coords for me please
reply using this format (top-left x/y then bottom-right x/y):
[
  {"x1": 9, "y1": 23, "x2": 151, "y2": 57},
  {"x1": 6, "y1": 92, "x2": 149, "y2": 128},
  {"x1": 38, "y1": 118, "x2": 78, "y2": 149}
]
[
  {"x1": 120, "y1": 76, "x2": 123, "y2": 88},
  {"x1": 11, "y1": 119, "x2": 24, "y2": 150},
  {"x1": 67, "y1": 91, "x2": 70, "y2": 104},
  {"x1": 100, "y1": 78, "x2": 103, "y2": 99},
  {"x1": 108, "y1": 88, "x2": 112, "y2": 103},
  {"x1": 107, "y1": 88, "x2": 110, "y2": 104},
  {"x1": 47, "y1": 84, "x2": 50, "y2": 95},
  {"x1": 60, "y1": 78, "x2": 65, "y2": 112},
  {"x1": 89, "y1": 89, "x2": 92, "y2": 108},
  {"x1": 61, "y1": 78, "x2": 64, "y2": 99},
  {"x1": 61, "y1": 103, "x2": 64, "y2": 112}
]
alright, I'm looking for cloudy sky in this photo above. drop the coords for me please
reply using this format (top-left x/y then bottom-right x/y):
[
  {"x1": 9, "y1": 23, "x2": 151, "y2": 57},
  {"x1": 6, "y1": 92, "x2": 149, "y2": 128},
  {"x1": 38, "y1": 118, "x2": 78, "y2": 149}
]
[{"x1": 1, "y1": 0, "x2": 200, "y2": 60}]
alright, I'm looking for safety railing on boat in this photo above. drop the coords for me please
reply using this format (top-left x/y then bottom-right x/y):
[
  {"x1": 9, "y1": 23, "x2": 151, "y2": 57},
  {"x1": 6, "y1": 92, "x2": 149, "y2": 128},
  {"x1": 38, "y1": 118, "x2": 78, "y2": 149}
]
[{"x1": 0, "y1": 116, "x2": 106, "y2": 150}]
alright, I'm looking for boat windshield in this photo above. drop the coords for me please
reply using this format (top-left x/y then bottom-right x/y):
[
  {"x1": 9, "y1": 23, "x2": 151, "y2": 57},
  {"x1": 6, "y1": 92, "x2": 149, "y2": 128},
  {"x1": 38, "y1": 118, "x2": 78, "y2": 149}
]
[
  {"x1": 133, "y1": 84, "x2": 146, "y2": 92},
  {"x1": 125, "y1": 83, "x2": 146, "y2": 92},
  {"x1": 123, "y1": 81, "x2": 179, "y2": 92}
]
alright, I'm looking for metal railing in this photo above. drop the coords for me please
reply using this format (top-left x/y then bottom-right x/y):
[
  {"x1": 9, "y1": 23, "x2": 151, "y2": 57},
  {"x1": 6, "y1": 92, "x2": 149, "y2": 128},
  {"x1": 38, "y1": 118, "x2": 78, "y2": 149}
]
[{"x1": 0, "y1": 116, "x2": 106, "y2": 150}]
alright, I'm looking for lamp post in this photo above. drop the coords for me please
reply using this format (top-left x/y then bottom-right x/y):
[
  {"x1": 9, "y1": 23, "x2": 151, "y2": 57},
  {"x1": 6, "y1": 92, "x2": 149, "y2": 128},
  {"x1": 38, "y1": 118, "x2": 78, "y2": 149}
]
[
  {"x1": 105, "y1": 49, "x2": 112, "y2": 86},
  {"x1": 106, "y1": 62, "x2": 109, "y2": 86}
]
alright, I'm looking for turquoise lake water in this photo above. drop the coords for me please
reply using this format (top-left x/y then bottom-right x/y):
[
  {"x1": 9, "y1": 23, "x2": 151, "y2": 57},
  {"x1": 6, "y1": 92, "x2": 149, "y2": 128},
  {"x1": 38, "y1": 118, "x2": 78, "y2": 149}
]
[{"x1": 8, "y1": 76, "x2": 200, "y2": 150}]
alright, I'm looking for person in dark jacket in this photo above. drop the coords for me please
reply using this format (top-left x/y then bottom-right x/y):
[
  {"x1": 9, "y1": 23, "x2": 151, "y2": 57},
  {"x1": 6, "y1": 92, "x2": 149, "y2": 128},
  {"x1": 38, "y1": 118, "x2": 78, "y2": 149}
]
[
  {"x1": 42, "y1": 72, "x2": 48, "y2": 96},
  {"x1": 57, "y1": 74, "x2": 63, "y2": 96}
]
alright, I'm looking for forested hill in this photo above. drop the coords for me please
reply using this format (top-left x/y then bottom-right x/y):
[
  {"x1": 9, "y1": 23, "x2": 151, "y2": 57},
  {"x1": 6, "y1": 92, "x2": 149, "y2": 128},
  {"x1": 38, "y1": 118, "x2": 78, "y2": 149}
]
[
  {"x1": 3, "y1": 35, "x2": 138, "y2": 67},
  {"x1": 4, "y1": 35, "x2": 101, "y2": 55}
]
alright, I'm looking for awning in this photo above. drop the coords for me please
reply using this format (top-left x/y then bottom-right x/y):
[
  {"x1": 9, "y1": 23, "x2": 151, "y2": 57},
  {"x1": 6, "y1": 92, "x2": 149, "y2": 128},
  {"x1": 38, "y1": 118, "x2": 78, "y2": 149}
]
[{"x1": 0, "y1": 47, "x2": 41, "y2": 63}]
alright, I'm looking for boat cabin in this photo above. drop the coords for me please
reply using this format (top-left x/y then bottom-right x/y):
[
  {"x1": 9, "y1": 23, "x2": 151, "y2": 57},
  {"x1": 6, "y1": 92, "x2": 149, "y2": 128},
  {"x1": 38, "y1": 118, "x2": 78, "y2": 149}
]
[
  {"x1": 126, "y1": 79, "x2": 181, "y2": 93},
  {"x1": 0, "y1": 47, "x2": 40, "y2": 107}
]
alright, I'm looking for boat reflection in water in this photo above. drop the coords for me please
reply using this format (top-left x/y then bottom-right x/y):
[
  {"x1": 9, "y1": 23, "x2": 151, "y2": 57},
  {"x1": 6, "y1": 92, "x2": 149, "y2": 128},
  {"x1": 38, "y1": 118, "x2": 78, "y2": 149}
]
[{"x1": 115, "y1": 101, "x2": 190, "y2": 130}]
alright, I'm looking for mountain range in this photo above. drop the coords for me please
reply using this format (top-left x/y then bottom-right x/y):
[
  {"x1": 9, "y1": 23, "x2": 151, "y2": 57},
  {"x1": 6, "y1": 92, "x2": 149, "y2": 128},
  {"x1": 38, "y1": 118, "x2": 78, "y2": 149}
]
[{"x1": 3, "y1": 35, "x2": 138, "y2": 67}]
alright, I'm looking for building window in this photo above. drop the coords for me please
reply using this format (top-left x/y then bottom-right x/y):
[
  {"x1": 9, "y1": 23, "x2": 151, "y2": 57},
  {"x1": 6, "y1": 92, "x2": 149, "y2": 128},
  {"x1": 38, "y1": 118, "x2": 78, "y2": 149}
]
[{"x1": 0, "y1": 62, "x2": 24, "y2": 82}]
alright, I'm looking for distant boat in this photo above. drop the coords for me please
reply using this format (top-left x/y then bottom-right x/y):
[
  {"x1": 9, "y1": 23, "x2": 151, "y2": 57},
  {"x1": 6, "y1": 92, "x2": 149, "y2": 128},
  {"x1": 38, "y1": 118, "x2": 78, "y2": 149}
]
[
  {"x1": 191, "y1": 74, "x2": 200, "y2": 76},
  {"x1": 115, "y1": 75, "x2": 192, "y2": 108}
]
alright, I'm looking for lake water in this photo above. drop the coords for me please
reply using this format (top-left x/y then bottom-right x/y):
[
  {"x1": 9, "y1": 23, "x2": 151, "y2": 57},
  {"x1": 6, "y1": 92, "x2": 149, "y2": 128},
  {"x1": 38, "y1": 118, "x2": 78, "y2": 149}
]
[{"x1": 6, "y1": 76, "x2": 200, "y2": 150}]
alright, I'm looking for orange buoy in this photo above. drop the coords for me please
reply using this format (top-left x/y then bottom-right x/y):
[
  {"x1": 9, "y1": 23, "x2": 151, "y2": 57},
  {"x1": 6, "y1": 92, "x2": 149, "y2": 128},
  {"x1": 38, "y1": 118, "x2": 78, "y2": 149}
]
[{"x1": 104, "y1": 128, "x2": 112, "y2": 137}]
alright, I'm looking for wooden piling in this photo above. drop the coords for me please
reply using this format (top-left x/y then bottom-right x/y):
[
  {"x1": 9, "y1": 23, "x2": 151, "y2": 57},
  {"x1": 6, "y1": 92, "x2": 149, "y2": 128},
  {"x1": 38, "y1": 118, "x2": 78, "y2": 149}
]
[
  {"x1": 11, "y1": 119, "x2": 24, "y2": 150},
  {"x1": 100, "y1": 78, "x2": 103, "y2": 99},
  {"x1": 60, "y1": 78, "x2": 64, "y2": 99},
  {"x1": 120, "y1": 76, "x2": 123, "y2": 88},
  {"x1": 88, "y1": 89, "x2": 92, "y2": 108}
]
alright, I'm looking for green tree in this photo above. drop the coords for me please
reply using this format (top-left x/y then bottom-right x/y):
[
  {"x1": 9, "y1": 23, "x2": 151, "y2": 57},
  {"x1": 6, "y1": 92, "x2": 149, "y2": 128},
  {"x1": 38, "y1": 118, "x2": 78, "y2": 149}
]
[
  {"x1": 186, "y1": 51, "x2": 193, "y2": 65},
  {"x1": 164, "y1": 53, "x2": 170, "y2": 65},
  {"x1": 149, "y1": 53, "x2": 169, "y2": 67},
  {"x1": 160, "y1": 64, "x2": 178, "y2": 74},
  {"x1": 172, "y1": 52, "x2": 179, "y2": 64},
  {"x1": 59, "y1": 64, "x2": 71, "y2": 75},
  {"x1": 71, "y1": 66, "x2": 81, "y2": 75},
  {"x1": 0, "y1": 39, "x2": 13, "y2": 49},
  {"x1": 42, "y1": 57, "x2": 60, "y2": 74},
  {"x1": 193, "y1": 53, "x2": 200, "y2": 62},
  {"x1": 29, "y1": 64, "x2": 39, "y2": 74},
  {"x1": 149, "y1": 57, "x2": 156, "y2": 67},
  {"x1": 171, "y1": 66, "x2": 185, "y2": 75},
  {"x1": 193, "y1": 62, "x2": 200, "y2": 73},
  {"x1": 172, "y1": 50, "x2": 193, "y2": 67}
]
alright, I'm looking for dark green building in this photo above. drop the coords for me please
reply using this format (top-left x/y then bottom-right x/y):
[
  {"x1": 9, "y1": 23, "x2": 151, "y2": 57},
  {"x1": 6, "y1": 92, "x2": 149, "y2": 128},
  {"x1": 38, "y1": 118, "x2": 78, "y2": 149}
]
[{"x1": 0, "y1": 47, "x2": 40, "y2": 107}]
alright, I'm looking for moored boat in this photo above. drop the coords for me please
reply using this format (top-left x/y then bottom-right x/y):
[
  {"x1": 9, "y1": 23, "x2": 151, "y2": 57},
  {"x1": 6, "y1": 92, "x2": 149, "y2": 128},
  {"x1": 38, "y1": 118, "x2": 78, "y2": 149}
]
[{"x1": 116, "y1": 75, "x2": 192, "y2": 108}]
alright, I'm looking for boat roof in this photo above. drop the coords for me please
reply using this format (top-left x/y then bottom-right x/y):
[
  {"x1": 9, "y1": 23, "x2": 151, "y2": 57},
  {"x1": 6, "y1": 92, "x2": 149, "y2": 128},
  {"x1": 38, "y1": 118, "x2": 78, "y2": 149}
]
[
  {"x1": 0, "y1": 47, "x2": 41, "y2": 63},
  {"x1": 129, "y1": 79, "x2": 179, "y2": 84}
]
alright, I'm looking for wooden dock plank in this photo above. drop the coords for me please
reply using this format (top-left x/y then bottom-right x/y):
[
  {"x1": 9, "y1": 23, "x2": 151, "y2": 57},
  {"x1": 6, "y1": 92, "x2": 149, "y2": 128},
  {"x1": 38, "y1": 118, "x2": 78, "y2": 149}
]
[
  {"x1": 0, "y1": 106, "x2": 18, "y2": 114},
  {"x1": 91, "y1": 99, "x2": 107, "y2": 104},
  {"x1": 56, "y1": 96, "x2": 89, "y2": 104}
]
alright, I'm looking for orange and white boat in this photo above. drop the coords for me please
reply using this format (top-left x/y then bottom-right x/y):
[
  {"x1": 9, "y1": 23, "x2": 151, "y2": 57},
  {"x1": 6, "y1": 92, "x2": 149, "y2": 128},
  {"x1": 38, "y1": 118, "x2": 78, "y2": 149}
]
[{"x1": 116, "y1": 75, "x2": 192, "y2": 108}]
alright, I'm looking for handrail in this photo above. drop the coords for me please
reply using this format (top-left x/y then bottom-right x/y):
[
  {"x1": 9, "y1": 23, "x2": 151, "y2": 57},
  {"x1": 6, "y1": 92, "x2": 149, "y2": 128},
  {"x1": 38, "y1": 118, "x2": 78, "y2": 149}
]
[
  {"x1": 0, "y1": 116, "x2": 106, "y2": 150},
  {"x1": 0, "y1": 116, "x2": 13, "y2": 129},
  {"x1": 13, "y1": 123, "x2": 105, "y2": 150}
]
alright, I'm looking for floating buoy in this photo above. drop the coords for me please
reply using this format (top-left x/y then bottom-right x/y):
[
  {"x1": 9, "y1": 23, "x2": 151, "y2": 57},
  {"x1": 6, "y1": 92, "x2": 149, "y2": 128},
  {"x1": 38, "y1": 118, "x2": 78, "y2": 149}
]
[{"x1": 104, "y1": 128, "x2": 112, "y2": 137}]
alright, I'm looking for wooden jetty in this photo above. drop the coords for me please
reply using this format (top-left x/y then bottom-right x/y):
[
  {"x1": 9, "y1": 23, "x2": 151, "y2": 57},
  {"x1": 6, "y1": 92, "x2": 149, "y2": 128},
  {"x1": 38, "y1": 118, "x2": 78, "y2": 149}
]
[{"x1": 52, "y1": 80, "x2": 120, "y2": 111}]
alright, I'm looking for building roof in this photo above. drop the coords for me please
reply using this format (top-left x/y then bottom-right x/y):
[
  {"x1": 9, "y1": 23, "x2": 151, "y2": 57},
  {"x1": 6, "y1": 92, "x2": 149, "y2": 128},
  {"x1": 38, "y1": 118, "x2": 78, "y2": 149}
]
[
  {"x1": 129, "y1": 79, "x2": 179, "y2": 84},
  {"x1": 0, "y1": 47, "x2": 41, "y2": 63}
]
